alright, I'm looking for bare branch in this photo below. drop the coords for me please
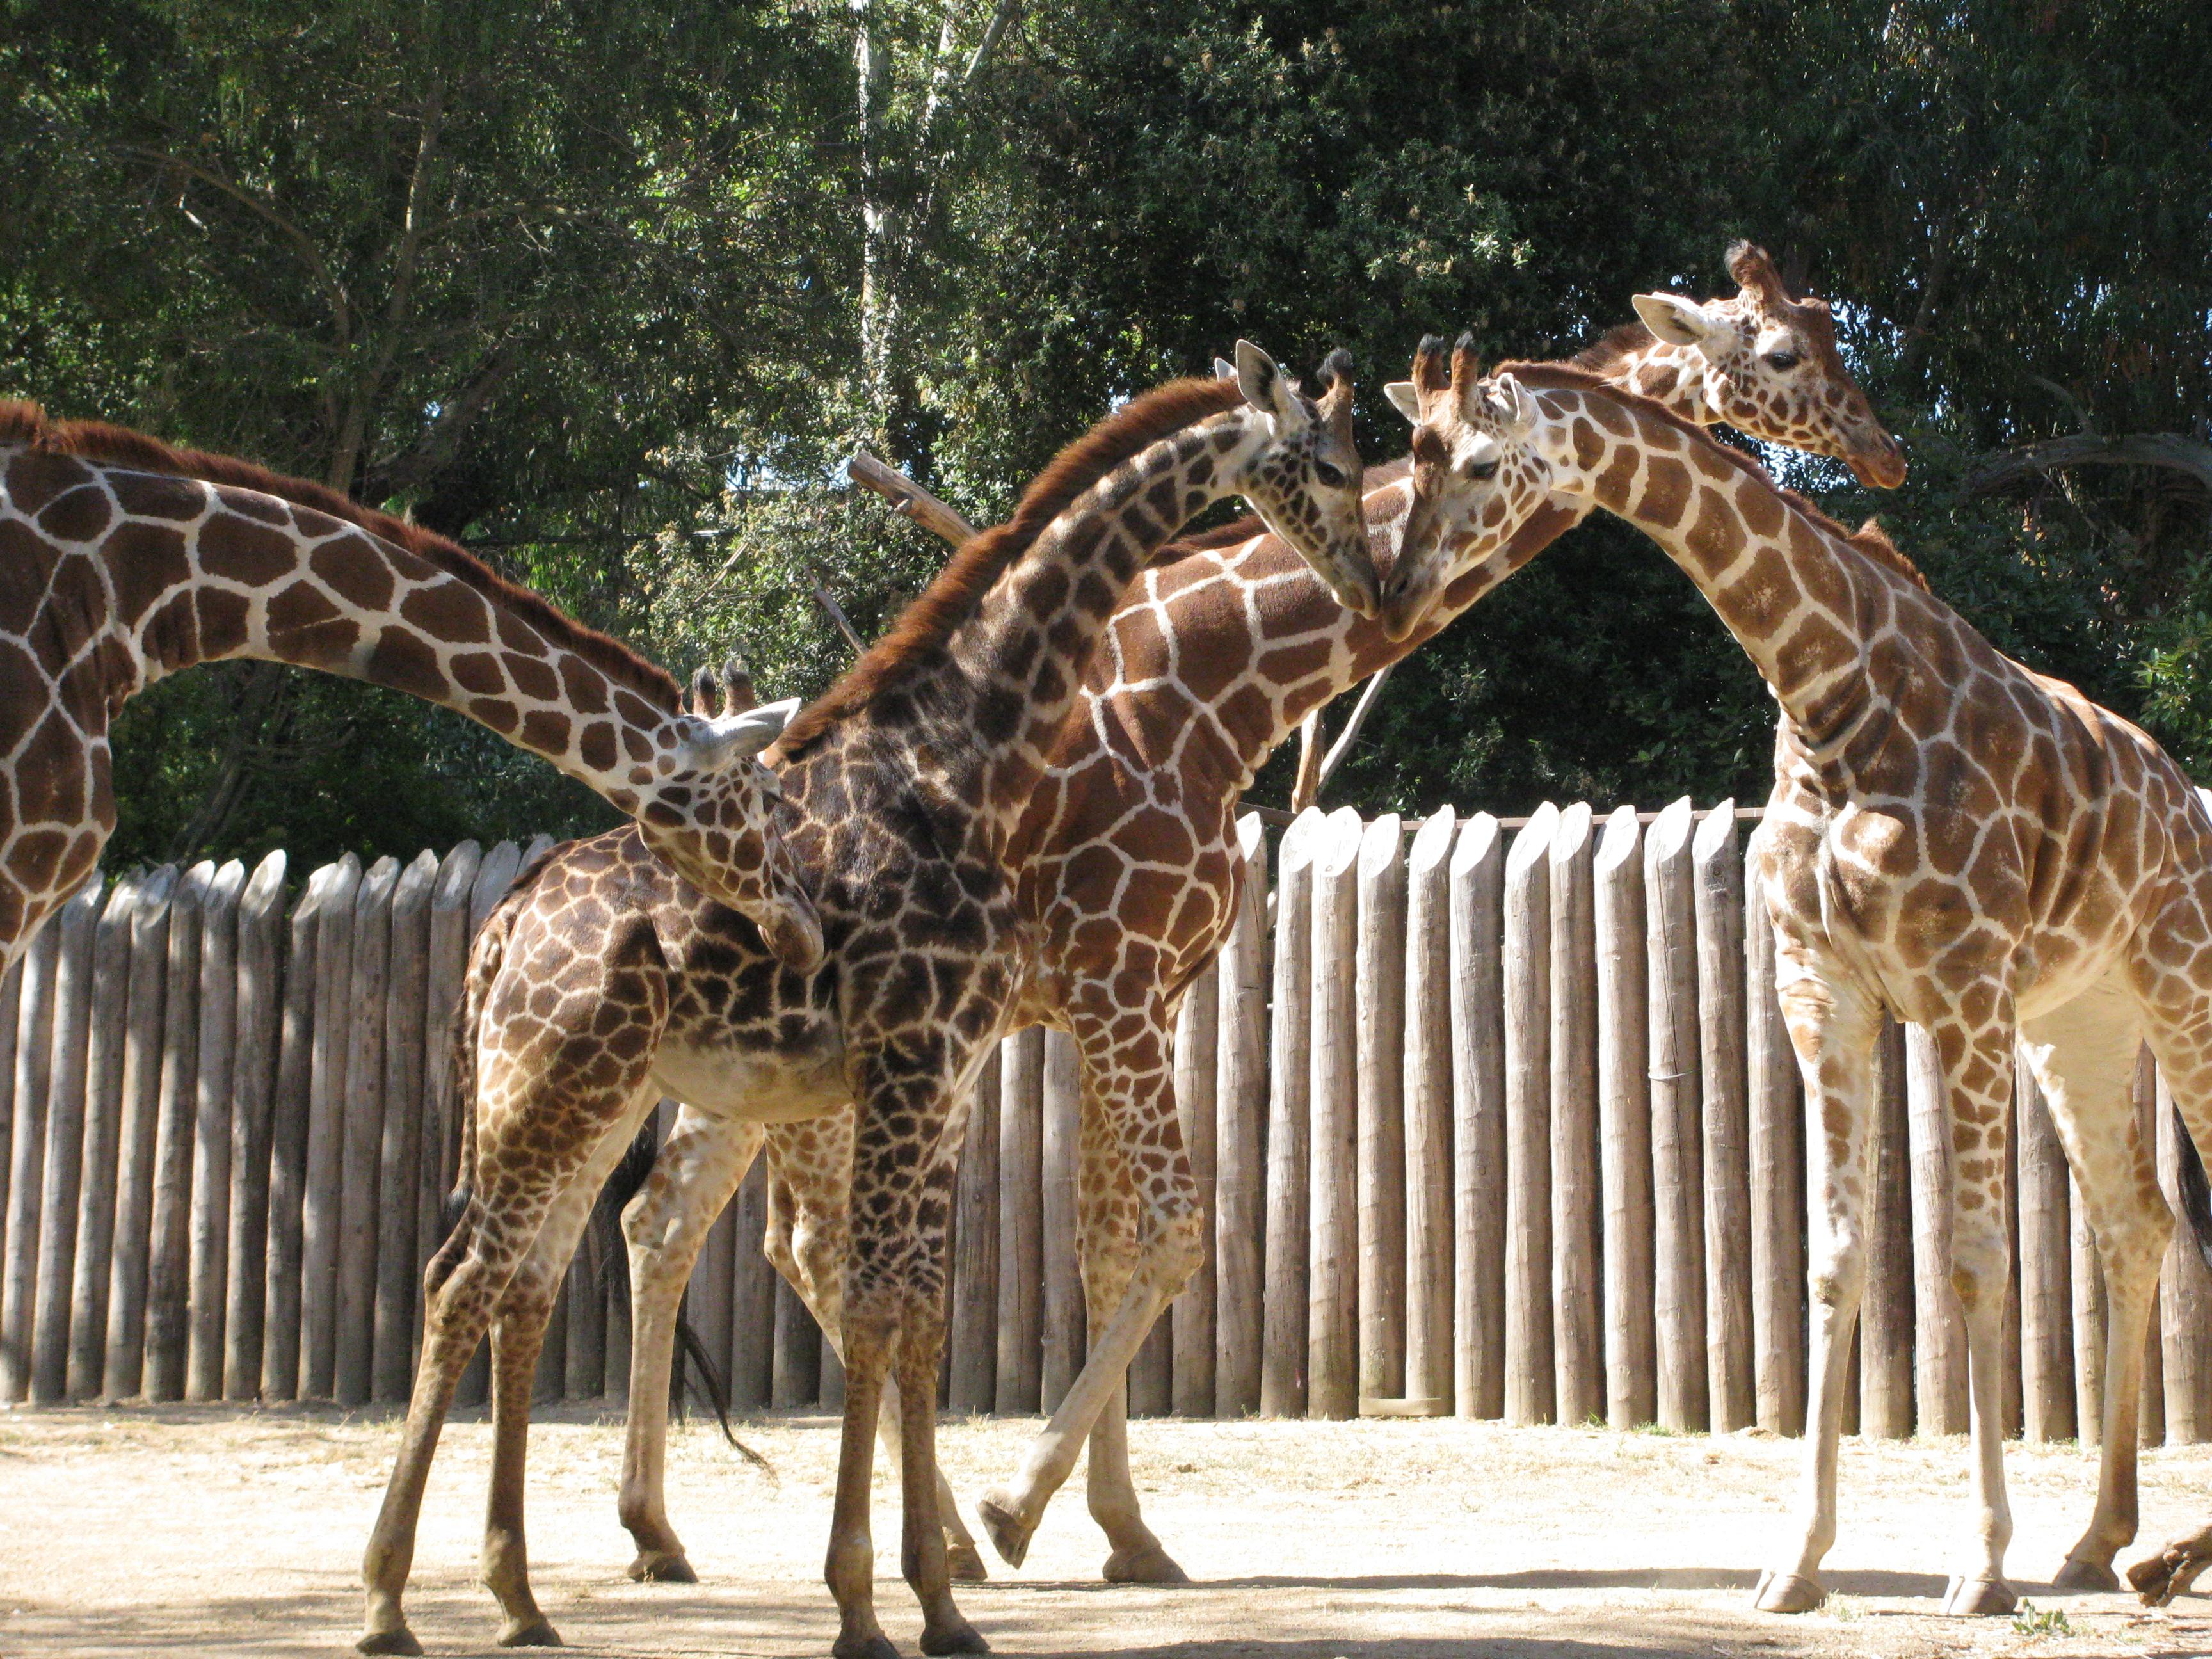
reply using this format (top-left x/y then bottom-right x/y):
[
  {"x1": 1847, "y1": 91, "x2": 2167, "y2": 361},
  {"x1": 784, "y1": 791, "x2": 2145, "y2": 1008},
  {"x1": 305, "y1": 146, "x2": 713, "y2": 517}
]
[
  {"x1": 1967, "y1": 432, "x2": 2212, "y2": 499},
  {"x1": 807, "y1": 565, "x2": 870, "y2": 657},
  {"x1": 1318, "y1": 665, "x2": 1394, "y2": 791},
  {"x1": 1288, "y1": 709, "x2": 1324, "y2": 812},
  {"x1": 846, "y1": 447, "x2": 978, "y2": 544}
]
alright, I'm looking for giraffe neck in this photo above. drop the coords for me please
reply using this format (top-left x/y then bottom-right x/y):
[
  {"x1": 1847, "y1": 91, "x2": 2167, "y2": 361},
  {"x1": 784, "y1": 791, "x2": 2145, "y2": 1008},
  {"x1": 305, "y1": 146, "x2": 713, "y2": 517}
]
[
  {"x1": 936, "y1": 411, "x2": 1272, "y2": 823},
  {"x1": 10, "y1": 447, "x2": 696, "y2": 817}
]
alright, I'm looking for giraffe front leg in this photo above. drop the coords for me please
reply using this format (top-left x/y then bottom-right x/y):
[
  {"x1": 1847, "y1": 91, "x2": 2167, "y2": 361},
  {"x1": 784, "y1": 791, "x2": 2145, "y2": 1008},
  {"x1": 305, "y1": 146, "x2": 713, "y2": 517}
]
[
  {"x1": 895, "y1": 1289, "x2": 988, "y2": 1655},
  {"x1": 828, "y1": 1298, "x2": 897, "y2": 1659},
  {"x1": 1934, "y1": 1013, "x2": 2020, "y2": 1617},
  {"x1": 1756, "y1": 945, "x2": 1880, "y2": 1615},
  {"x1": 617, "y1": 1107, "x2": 764, "y2": 1585}
]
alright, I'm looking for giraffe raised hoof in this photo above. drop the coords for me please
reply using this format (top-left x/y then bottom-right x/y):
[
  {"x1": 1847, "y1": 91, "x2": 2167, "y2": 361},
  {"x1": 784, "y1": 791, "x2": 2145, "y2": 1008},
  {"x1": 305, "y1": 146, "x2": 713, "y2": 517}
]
[
  {"x1": 975, "y1": 1491, "x2": 1038, "y2": 1569},
  {"x1": 1752, "y1": 1569, "x2": 1826, "y2": 1614},
  {"x1": 627, "y1": 1547, "x2": 698, "y2": 1583},
  {"x1": 1102, "y1": 1540, "x2": 1190, "y2": 1584},
  {"x1": 498, "y1": 1615, "x2": 564, "y2": 1647},
  {"x1": 947, "y1": 1538, "x2": 990, "y2": 1583},
  {"x1": 2127, "y1": 1528, "x2": 2212, "y2": 1605},
  {"x1": 2051, "y1": 1556, "x2": 2123, "y2": 1592},
  {"x1": 1941, "y1": 1575, "x2": 2018, "y2": 1617}
]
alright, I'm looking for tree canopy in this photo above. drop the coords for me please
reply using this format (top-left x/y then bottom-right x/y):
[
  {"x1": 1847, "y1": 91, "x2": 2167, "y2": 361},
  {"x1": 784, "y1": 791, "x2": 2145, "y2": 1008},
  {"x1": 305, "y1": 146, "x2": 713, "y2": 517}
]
[{"x1": 3, "y1": 0, "x2": 2208, "y2": 869}]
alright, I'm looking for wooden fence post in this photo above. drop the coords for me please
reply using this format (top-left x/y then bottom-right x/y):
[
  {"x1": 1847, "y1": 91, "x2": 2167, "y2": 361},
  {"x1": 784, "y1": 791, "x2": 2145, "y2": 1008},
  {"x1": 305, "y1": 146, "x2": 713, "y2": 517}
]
[
  {"x1": 68, "y1": 874, "x2": 143, "y2": 1399},
  {"x1": 729, "y1": 1153, "x2": 776, "y2": 1412},
  {"x1": 1262, "y1": 808, "x2": 1322, "y2": 1417},
  {"x1": 1550, "y1": 804, "x2": 1601, "y2": 1426},
  {"x1": 1644, "y1": 797, "x2": 1706, "y2": 1431},
  {"x1": 2015, "y1": 1061, "x2": 2074, "y2": 1440},
  {"x1": 0, "y1": 956, "x2": 19, "y2": 1294},
  {"x1": 1307, "y1": 805, "x2": 1363, "y2": 1420},
  {"x1": 145, "y1": 860, "x2": 212, "y2": 1402},
  {"x1": 261, "y1": 867, "x2": 325, "y2": 1403},
  {"x1": 29, "y1": 881, "x2": 102, "y2": 1402},
  {"x1": 771, "y1": 1271, "x2": 821, "y2": 1407},
  {"x1": 1402, "y1": 808, "x2": 1456, "y2": 1409},
  {"x1": 1905, "y1": 1023, "x2": 1969, "y2": 1436},
  {"x1": 1449, "y1": 812, "x2": 1505, "y2": 1419},
  {"x1": 1743, "y1": 837, "x2": 1805, "y2": 1435},
  {"x1": 373, "y1": 850, "x2": 437, "y2": 1402},
  {"x1": 950, "y1": 1054, "x2": 1000, "y2": 1412},
  {"x1": 1503, "y1": 803, "x2": 1556, "y2": 1427},
  {"x1": 1595, "y1": 806, "x2": 1655, "y2": 1428},
  {"x1": 1862, "y1": 1019, "x2": 1915, "y2": 1439},
  {"x1": 1173, "y1": 960, "x2": 1219, "y2": 1416},
  {"x1": 1214, "y1": 813, "x2": 1269, "y2": 1417},
  {"x1": 451, "y1": 841, "x2": 520, "y2": 1411},
  {"x1": 301, "y1": 852, "x2": 360, "y2": 1398},
  {"x1": 1355, "y1": 813, "x2": 1406, "y2": 1407},
  {"x1": 223, "y1": 851, "x2": 286, "y2": 1401},
  {"x1": 1, "y1": 904, "x2": 64, "y2": 1399},
  {"x1": 1041, "y1": 1029, "x2": 1084, "y2": 1412},
  {"x1": 336, "y1": 856, "x2": 398, "y2": 1406},
  {"x1": 2158, "y1": 1070, "x2": 2211, "y2": 1441},
  {"x1": 418, "y1": 842, "x2": 481, "y2": 1306},
  {"x1": 1692, "y1": 805, "x2": 1753, "y2": 1433},
  {"x1": 2133, "y1": 1052, "x2": 2163, "y2": 1447},
  {"x1": 186, "y1": 858, "x2": 246, "y2": 1400},
  {"x1": 996, "y1": 1028, "x2": 1045, "y2": 1413},
  {"x1": 103, "y1": 863, "x2": 177, "y2": 1398}
]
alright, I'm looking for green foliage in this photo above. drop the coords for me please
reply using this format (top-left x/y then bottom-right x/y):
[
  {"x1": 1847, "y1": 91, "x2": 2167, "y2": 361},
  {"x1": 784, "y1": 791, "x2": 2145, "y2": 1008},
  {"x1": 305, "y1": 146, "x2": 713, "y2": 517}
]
[{"x1": 3, "y1": 0, "x2": 2209, "y2": 865}]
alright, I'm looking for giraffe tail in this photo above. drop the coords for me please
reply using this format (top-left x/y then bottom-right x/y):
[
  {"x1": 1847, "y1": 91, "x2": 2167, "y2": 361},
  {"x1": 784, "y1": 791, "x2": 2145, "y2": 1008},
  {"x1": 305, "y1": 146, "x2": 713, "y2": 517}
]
[{"x1": 2173, "y1": 1104, "x2": 2212, "y2": 1273}]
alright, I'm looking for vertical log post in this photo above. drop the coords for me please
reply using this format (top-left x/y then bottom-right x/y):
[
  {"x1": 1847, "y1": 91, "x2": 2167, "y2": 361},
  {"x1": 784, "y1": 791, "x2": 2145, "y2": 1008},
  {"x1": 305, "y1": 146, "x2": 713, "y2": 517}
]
[
  {"x1": 2016, "y1": 1061, "x2": 2075, "y2": 1441},
  {"x1": 1861, "y1": 1020, "x2": 1915, "y2": 1439},
  {"x1": 1402, "y1": 808, "x2": 1456, "y2": 1409},
  {"x1": 1449, "y1": 813, "x2": 1506, "y2": 1419},
  {"x1": 1354, "y1": 813, "x2": 1406, "y2": 1407},
  {"x1": 1503, "y1": 803, "x2": 1557, "y2": 1426},
  {"x1": 145, "y1": 861, "x2": 212, "y2": 1402},
  {"x1": 2134, "y1": 1051, "x2": 2164, "y2": 1447},
  {"x1": 950, "y1": 1057, "x2": 1000, "y2": 1412},
  {"x1": 300, "y1": 853, "x2": 360, "y2": 1399},
  {"x1": 1596, "y1": 806, "x2": 1655, "y2": 1428},
  {"x1": 102, "y1": 864, "x2": 177, "y2": 1398},
  {"x1": 996, "y1": 1029, "x2": 1045, "y2": 1413},
  {"x1": 2158, "y1": 1070, "x2": 2211, "y2": 1442},
  {"x1": 1214, "y1": 814, "x2": 1270, "y2": 1416},
  {"x1": 68, "y1": 874, "x2": 142, "y2": 1399},
  {"x1": 1644, "y1": 798, "x2": 1706, "y2": 1431},
  {"x1": 1, "y1": 907, "x2": 64, "y2": 1399},
  {"x1": 1306, "y1": 806, "x2": 1364, "y2": 1420},
  {"x1": 335, "y1": 856, "x2": 398, "y2": 1407},
  {"x1": 0, "y1": 958, "x2": 19, "y2": 1294},
  {"x1": 1743, "y1": 835, "x2": 1806, "y2": 1434},
  {"x1": 186, "y1": 858, "x2": 246, "y2": 1400},
  {"x1": 29, "y1": 881, "x2": 102, "y2": 1402},
  {"x1": 1040, "y1": 1029, "x2": 1084, "y2": 1411},
  {"x1": 223, "y1": 851, "x2": 287, "y2": 1400},
  {"x1": 260, "y1": 867, "x2": 325, "y2": 1403},
  {"x1": 373, "y1": 850, "x2": 437, "y2": 1402},
  {"x1": 729, "y1": 1154, "x2": 776, "y2": 1413},
  {"x1": 1262, "y1": 808, "x2": 1322, "y2": 1417},
  {"x1": 1692, "y1": 805, "x2": 1753, "y2": 1433},
  {"x1": 452, "y1": 842, "x2": 520, "y2": 1412},
  {"x1": 1549, "y1": 805, "x2": 1601, "y2": 1425},
  {"x1": 1173, "y1": 961, "x2": 1220, "y2": 1416},
  {"x1": 418, "y1": 843, "x2": 481, "y2": 1304},
  {"x1": 1906, "y1": 1023, "x2": 1969, "y2": 1436},
  {"x1": 771, "y1": 1274, "x2": 821, "y2": 1407}
]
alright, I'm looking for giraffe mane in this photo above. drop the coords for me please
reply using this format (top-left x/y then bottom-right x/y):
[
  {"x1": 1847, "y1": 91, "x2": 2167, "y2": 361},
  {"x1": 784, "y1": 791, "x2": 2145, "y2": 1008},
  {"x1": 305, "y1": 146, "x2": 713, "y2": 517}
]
[
  {"x1": 0, "y1": 399, "x2": 684, "y2": 713},
  {"x1": 1491, "y1": 362, "x2": 1930, "y2": 591},
  {"x1": 1148, "y1": 458, "x2": 1412, "y2": 568},
  {"x1": 775, "y1": 374, "x2": 1246, "y2": 758},
  {"x1": 1570, "y1": 321, "x2": 1660, "y2": 374}
]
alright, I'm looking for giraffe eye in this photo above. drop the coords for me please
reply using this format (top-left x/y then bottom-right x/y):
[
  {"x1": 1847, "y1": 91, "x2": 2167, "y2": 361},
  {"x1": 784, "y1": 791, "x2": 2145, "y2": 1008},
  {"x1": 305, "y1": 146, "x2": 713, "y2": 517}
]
[
  {"x1": 1314, "y1": 460, "x2": 1347, "y2": 489},
  {"x1": 1461, "y1": 456, "x2": 1500, "y2": 482},
  {"x1": 1766, "y1": 350, "x2": 1801, "y2": 371}
]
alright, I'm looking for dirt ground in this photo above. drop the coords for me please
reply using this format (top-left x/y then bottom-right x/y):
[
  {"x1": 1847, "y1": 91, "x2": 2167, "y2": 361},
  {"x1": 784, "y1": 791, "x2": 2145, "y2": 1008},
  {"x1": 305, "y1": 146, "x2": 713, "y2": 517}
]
[{"x1": 4, "y1": 1406, "x2": 2211, "y2": 1659}]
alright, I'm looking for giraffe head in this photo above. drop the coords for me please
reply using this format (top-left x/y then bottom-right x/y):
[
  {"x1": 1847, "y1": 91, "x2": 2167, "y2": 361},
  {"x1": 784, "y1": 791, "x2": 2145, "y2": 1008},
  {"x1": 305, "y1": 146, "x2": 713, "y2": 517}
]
[
  {"x1": 1213, "y1": 341, "x2": 1380, "y2": 617},
  {"x1": 639, "y1": 661, "x2": 824, "y2": 973},
  {"x1": 1630, "y1": 241, "x2": 1905, "y2": 488},
  {"x1": 1376, "y1": 335, "x2": 1554, "y2": 641}
]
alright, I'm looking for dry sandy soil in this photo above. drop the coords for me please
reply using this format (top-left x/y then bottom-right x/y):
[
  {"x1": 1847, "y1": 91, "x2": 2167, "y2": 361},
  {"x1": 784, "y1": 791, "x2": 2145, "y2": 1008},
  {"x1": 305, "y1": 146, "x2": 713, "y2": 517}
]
[{"x1": 4, "y1": 1404, "x2": 2211, "y2": 1659}]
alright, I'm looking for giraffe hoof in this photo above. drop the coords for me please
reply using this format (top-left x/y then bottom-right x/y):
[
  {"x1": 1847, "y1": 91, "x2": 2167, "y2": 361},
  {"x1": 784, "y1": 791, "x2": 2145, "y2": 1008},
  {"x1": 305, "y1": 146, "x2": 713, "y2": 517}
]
[
  {"x1": 947, "y1": 1538, "x2": 990, "y2": 1583},
  {"x1": 2128, "y1": 1546, "x2": 2205, "y2": 1606},
  {"x1": 2053, "y1": 1557, "x2": 2121, "y2": 1592},
  {"x1": 1753, "y1": 1569, "x2": 1826, "y2": 1614},
  {"x1": 976, "y1": 1490, "x2": 1034, "y2": 1569},
  {"x1": 920, "y1": 1615, "x2": 990, "y2": 1655},
  {"x1": 1941, "y1": 1575, "x2": 2017, "y2": 1617},
  {"x1": 1103, "y1": 1541, "x2": 1189, "y2": 1585},
  {"x1": 833, "y1": 1634, "x2": 902, "y2": 1659},
  {"x1": 498, "y1": 1616, "x2": 563, "y2": 1647},
  {"x1": 628, "y1": 1548, "x2": 698, "y2": 1583},
  {"x1": 355, "y1": 1628, "x2": 423, "y2": 1656}
]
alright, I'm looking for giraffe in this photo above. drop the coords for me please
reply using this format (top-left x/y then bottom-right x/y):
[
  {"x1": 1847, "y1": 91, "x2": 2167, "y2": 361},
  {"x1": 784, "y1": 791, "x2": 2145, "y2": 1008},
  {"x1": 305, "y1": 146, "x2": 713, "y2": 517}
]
[
  {"x1": 1384, "y1": 336, "x2": 2212, "y2": 1615},
  {"x1": 607, "y1": 244, "x2": 1910, "y2": 1587},
  {"x1": 0, "y1": 401, "x2": 822, "y2": 975},
  {"x1": 352, "y1": 344, "x2": 1379, "y2": 1658}
]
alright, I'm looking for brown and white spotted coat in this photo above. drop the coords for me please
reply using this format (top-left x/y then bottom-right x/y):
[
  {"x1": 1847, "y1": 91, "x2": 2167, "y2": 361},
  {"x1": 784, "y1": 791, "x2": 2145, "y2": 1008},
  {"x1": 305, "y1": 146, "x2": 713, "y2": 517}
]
[
  {"x1": 353, "y1": 346, "x2": 1378, "y2": 1658},
  {"x1": 1388, "y1": 344, "x2": 2212, "y2": 1616},
  {"x1": 0, "y1": 403, "x2": 821, "y2": 974},
  {"x1": 611, "y1": 248, "x2": 1911, "y2": 1587}
]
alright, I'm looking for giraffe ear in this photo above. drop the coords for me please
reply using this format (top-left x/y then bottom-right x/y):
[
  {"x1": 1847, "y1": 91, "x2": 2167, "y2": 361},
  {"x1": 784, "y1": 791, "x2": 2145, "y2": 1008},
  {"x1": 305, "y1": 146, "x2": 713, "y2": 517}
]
[
  {"x1": 1633, "y1": 291, "x2": 1720, "y2": 348},
  {"x1": 1234, "y1": 339, "x2": 1308, "y2": 433},
  {"x1": 688, "y1": 696, "x2": 803, "y2": 767},
  {"x1": 1213, "y1": 357, "x2": 1237, "y2": 381},
  {"x1": 1493, "y1": 374, "x2": 1538, "y2": 438},
  {"x1": 1384, "y1": 381, "x2": 1423, "y2": 425}
]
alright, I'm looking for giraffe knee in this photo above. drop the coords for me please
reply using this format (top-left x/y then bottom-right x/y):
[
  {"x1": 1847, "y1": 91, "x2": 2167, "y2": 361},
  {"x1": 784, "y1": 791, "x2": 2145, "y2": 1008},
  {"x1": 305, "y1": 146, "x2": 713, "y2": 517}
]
[{"x1": 1807, "y1": 1240, "x2": 1866, "y2": 1310}]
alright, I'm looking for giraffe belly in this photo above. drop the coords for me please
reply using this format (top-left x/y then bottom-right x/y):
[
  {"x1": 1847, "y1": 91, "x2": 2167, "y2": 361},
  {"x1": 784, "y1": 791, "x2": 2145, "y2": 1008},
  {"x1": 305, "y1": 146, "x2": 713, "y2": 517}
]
[{"x1": 650, "y1": 1034, "x2": 851, "y2": 1125}]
